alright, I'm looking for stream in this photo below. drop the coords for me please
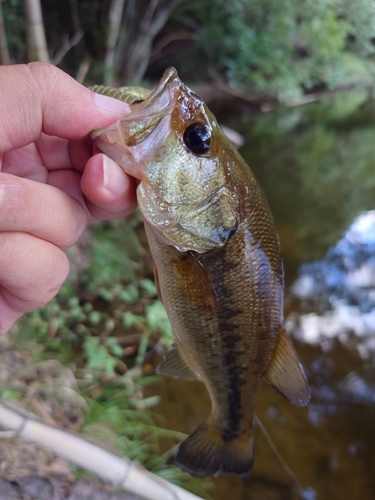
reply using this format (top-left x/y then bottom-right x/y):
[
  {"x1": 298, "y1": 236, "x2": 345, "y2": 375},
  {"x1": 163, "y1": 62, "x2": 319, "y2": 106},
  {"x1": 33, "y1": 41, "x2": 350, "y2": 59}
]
[{"x1": 150, "y1": 90, "x2": 375, "y2": 500}]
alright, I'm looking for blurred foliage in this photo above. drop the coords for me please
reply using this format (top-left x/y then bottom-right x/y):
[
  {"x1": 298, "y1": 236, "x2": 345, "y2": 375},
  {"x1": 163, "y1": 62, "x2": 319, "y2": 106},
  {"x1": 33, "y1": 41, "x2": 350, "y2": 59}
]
[
  {"x1": 235, "y1": 91, "x2": 375, "y2": 283},
  {"x1": 186, "y1": 0, "x2": 375, "y2": 101},
  {"x1": 2, "y1": 0, "x2": 375, "y2": 101},
  {"x1": 1, "y1": 0, "x2": 26, "y2": 61},
  {"x1": 1, "y1": 217, "x2": 211, "y2": 498}
]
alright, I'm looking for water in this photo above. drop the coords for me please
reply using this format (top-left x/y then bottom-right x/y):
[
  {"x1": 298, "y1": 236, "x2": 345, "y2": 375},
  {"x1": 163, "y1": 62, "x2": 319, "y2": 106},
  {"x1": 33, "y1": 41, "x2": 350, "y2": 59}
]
[{"x1": 151, "y1": 92, "x2": 375, "y2": 499}]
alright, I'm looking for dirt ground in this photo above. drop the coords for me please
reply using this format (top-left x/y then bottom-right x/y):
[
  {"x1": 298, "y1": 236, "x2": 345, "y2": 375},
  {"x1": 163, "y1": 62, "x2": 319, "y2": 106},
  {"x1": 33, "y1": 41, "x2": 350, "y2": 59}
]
[
  {"x1": 0, "y1": 437, "x2": 141, "y2": 500},
  {"x1": 0, "y1": 477, "x2": 141, "y2": 499}
]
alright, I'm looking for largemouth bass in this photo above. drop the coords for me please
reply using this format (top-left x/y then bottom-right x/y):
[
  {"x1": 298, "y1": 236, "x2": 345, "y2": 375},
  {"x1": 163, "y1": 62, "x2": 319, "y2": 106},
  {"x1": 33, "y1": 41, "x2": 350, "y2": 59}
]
[{"x1": 90, "y1": 68, "x2": 309, "y2": 477}]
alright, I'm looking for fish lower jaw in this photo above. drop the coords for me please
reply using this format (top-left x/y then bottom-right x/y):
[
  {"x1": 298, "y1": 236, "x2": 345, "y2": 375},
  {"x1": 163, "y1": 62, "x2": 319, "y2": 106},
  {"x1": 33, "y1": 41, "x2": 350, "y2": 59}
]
[{"x1": 94, "y1": 136, "x2": 143, "y2": 181}]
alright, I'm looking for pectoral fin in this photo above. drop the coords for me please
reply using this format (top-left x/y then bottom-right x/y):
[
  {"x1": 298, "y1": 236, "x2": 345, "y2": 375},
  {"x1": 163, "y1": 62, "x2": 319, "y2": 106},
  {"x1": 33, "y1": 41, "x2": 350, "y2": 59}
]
[
  {"x1": 152, "y1": 260, "x2": 163, "y2": 302},
  {"x1": 157, "y1": 344, "x2": 197, "y2": 380},
  {"x1": 263, "y1": 328, "x2": 310, "y2": 407}
]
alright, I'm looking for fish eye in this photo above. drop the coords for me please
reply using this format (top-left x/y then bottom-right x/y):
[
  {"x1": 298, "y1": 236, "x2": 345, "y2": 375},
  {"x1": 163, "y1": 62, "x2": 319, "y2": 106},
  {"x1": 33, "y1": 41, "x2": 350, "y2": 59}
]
[{"x1": 183, "y1": 123, "x2": 211, "y2": 155}]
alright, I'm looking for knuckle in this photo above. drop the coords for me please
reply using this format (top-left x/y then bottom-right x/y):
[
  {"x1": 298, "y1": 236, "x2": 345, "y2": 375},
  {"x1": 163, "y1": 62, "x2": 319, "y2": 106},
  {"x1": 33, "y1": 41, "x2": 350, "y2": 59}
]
[
  {"x1": 27, "y1": 61, "x2": 76, "y2": 99},
  {"x1": 27, "y1": 62, "x2": 57, "y2": 88}
]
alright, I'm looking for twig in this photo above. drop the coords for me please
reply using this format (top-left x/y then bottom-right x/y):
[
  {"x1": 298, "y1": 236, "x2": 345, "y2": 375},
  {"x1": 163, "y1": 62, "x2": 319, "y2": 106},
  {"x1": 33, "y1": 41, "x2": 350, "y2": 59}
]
[
  {"x1": 150, "y1": 30, "x2": 192, "y2": 58},
  {"x1": 0, "y1": 401, "x2": 203, "y2": 500},
  {"x1": 30, "y1": 396, "x2": 58, "y2": 426},
  {"x1": 0, "y1": 430, "x2": 16, "y2": 438},
  {"x1": 210, "y1": 70, "x2": 269, "y2": 104},
  {"x1": 139, "y1": 0, "x2": 160, "y2": 35},
  {"x1": 51, "y1": 30, "x2": 84, "y2": 66},
  {"x1": 76, "y1": 54, "x2": 91, "y2": 84},
  {"x1": 260, "y1": 92, "x2": 332, "y2": 112}
]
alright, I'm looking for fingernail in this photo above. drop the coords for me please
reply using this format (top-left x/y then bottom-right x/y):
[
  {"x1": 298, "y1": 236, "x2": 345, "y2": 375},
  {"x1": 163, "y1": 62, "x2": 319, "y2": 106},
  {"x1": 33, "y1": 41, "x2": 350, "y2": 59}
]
[
  {"x1": 95, "y1": 93, "x2": 131, "y2": 117},
  {"x1": 102, "y1": 155, "x2": 129, "y2": 195}
]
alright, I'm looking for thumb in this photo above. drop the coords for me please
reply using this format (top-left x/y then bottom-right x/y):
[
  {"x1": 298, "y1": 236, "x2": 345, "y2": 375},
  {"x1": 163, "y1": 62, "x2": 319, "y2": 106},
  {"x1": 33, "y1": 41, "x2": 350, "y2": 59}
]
[{"x1": 0, "y1": 62, "x2": 130, "y2": 152}]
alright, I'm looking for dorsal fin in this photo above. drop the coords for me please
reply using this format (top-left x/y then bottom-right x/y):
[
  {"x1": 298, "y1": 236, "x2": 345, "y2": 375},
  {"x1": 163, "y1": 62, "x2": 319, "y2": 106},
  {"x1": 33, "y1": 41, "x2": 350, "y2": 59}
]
[
  {"x1": 263, "y1": 328, "x2": 310, "y2": 407},
  {"x1": 90, "y1": 85, "x2": 150, "y2": 104},
  {"x1": 157, "y1": 344, "x2": 197, "y2": 380}
]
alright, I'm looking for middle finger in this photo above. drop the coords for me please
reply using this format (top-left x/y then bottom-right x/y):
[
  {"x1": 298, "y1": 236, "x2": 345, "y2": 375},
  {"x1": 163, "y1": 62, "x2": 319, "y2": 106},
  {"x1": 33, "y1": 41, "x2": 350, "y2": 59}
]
[{"x1": 0, "y1": 172, "x2": 87, "y2": 248}]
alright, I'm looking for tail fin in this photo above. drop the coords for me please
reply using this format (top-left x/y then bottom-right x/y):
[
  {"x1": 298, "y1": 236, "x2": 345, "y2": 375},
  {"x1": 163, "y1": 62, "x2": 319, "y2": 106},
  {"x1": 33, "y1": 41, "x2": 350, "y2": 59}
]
[{"x1": 175, "y1": 421, "x2": 254, "y2": 477}]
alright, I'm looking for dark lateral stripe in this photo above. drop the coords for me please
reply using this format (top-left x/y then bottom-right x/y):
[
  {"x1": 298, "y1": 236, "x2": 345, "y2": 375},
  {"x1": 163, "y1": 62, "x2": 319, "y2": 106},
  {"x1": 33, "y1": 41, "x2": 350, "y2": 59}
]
[
  {"x1": 216, "y1": 278, "x2": 247, "y2": 437},
  {"x1": 198, "y1": 238, "x2": 250, "y2": 437}
]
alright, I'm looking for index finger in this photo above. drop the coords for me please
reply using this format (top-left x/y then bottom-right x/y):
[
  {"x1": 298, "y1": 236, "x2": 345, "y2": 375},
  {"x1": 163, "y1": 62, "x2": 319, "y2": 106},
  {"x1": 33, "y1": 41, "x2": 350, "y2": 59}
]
[{"x1": 0, "y1": 62, "x2": 130, "y2": 153}]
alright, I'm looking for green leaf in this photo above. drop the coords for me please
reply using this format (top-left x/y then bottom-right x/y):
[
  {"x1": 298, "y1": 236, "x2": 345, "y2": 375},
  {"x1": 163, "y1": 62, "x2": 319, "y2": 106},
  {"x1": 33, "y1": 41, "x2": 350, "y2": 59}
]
[
  {"x1": 89, "y1": 311, "x2": 102, "y2": 325},
  {"x1": 139, "y1": 279, "x2": 157, "y2": 296}
]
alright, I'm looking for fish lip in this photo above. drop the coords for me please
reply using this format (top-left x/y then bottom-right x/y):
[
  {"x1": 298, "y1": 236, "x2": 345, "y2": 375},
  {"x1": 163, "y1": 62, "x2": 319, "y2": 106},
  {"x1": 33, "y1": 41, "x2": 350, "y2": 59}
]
[
  {"x1": 137, "y1": 67, "x2": 178, "y2": 110},
  {"x1": 91, "y1": 67, "x2": 180, "y2": 148},
  {"x1": 124, "y1": 67, "x2": 179, "y2": 121}
]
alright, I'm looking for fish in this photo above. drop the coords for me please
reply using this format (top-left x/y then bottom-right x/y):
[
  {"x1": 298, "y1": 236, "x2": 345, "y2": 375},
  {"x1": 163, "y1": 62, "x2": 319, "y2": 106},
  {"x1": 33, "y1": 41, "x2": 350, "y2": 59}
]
[{"x1": 90, "y1": 68, "x2": 310, "y2": 477}]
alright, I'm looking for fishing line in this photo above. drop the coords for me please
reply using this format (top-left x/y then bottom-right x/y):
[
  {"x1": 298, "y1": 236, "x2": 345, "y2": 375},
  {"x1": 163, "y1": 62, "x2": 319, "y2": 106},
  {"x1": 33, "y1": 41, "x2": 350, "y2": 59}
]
[{"x1": 254, "y1": 414, "x2": 303, "y2": 499}]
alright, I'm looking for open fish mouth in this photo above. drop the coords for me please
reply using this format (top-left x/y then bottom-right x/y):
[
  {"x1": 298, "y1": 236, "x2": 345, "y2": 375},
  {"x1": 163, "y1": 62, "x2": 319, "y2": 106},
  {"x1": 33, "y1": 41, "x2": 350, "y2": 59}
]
[{"x1": 91, "y1": 68, "x2": 179, "y2": 149}]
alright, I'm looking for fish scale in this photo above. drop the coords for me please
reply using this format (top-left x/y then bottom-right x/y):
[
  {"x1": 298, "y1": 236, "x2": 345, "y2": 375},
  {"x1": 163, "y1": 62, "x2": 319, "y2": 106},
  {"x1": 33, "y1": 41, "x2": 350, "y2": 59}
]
[{"x1": 91, "y1": 67, "x2": 310, "y2": 477}]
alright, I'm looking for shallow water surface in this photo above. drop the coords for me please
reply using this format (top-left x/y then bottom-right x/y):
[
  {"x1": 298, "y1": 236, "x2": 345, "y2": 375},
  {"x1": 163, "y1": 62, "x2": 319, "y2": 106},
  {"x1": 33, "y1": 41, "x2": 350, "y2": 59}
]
[{"x1": 152, "y1": 92, "x2": 375, "y2": 500}]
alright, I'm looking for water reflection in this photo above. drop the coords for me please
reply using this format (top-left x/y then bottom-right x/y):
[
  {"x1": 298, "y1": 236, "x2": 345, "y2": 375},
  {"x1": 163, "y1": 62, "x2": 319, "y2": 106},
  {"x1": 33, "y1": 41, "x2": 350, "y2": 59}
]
[
  {"x1": 285, "y1": 207, "x2": 375, "y2": 488},
  {"x1": 291, "y1": 210, "x2": 375, "y2": 354},
  {"x1": 152, "y1": 93, "x2": 375, "y2": 499},
  {"x1": 235, "y1": 91, "x2": 375, "y2": 282}
]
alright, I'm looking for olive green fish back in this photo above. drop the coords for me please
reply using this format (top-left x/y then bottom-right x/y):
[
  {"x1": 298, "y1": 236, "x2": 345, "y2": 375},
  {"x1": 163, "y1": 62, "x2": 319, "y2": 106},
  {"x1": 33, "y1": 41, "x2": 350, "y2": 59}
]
[{"x1": 90, "y1": 85, "x2": 150, "y2": 105}]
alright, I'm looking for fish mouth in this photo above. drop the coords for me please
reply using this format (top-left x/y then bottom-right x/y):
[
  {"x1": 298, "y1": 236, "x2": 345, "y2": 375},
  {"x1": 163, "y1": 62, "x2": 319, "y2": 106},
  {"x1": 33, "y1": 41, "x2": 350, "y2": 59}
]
[
  {"x1": 140, "y1": 67, "x2": 179, "y2": 109},
  {"x1": 91, "y1": 68, "x2": 181, "y2": 169}
]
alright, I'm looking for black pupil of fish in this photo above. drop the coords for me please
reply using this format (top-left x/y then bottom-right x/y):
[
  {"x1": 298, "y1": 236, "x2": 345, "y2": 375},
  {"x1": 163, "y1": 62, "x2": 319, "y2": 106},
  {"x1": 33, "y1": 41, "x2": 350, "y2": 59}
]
[{"x1": 183, "y1": 123, "x2": 211, "y2": 155}]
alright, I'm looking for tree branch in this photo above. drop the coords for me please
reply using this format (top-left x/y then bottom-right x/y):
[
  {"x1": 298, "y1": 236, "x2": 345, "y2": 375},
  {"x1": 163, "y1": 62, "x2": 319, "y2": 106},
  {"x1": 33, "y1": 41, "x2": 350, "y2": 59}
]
[
  {"x1": 24, "y1": 0, "x2": 49, "y2": 63},
  {"x1": 0, "y1": 401, "x2": 203, "y2": 500},
  {"x1": 51, "y1": 30, "x2": 83, "y2": 66}
]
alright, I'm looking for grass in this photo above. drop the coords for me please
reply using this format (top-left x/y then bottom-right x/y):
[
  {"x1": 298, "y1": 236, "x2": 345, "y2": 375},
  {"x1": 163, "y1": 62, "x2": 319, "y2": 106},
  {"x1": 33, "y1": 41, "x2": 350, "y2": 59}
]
[{"x1": 0, "y1": 214, "x2": 212, "y2": 499}]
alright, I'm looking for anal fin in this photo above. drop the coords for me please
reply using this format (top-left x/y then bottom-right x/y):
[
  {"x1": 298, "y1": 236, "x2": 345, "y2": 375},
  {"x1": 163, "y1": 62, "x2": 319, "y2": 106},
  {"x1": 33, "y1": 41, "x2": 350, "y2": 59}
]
[
  {"x1": 263, "y1": 328, "x2": 310, "y2": 407},
  {"x1": 156, "y1": 344, "x2": 197, "y2": 380}
]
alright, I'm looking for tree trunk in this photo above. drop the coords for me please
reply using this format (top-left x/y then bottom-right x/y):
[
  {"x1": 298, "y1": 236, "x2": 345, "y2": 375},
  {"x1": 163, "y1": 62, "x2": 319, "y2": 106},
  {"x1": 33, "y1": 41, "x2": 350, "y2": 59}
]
[
  {"x1": 116, "y1": 0, "x2": 185, "y2": 84},
  {"x1": 0, "y1": 0, "x2": 10, "y2": 64},
  {"x1": 24, "y1": 0, "x2": 49, "y2": 63},
  {"x1": 104, "y1": 0, "x2": 126, "y2": 86}
]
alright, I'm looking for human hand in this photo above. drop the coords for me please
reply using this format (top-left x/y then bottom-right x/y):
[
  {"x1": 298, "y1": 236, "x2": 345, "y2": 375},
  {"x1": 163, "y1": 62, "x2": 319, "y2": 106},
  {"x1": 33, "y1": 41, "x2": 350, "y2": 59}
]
[{"x1": 0, "y1": 62, "x2": 137, "y2": 334}]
